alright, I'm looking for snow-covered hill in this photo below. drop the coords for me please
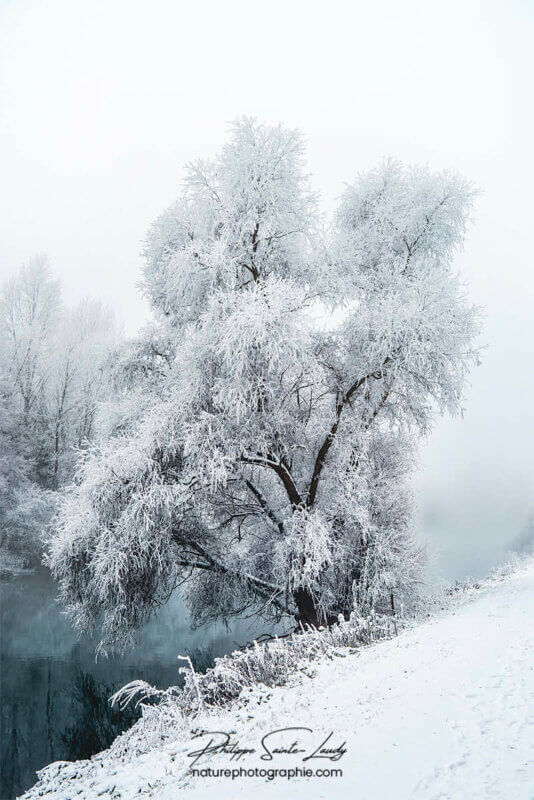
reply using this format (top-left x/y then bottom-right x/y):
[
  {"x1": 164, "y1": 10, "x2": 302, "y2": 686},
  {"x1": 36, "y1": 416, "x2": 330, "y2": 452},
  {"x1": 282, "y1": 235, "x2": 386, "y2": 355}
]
[{"x1": 23, "y1": 558, "x2": 534, "y2": 800}]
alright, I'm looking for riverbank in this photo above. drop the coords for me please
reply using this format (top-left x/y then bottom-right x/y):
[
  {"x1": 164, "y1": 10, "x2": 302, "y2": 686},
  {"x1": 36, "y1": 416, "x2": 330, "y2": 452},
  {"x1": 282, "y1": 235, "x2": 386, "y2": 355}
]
[{"x1": 21, "y1": 556, "x2": 534, "y2": 799}]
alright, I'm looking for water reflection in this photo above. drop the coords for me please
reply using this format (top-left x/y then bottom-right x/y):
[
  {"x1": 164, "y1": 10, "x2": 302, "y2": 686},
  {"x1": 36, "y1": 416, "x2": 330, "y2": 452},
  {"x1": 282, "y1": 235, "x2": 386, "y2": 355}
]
[
  {"x1": 0, "y1": 569, "x2": 270, "y2": 799},
  {"x1": 60, "y1": 671, "x2": 141, "y2": 762}
]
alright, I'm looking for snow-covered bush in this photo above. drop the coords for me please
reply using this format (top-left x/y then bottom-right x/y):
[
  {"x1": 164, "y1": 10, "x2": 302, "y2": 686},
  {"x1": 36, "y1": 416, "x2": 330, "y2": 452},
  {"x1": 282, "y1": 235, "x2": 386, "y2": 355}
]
[{"x1": 112, "y1": 610, "x2": 398, "y2": 726}]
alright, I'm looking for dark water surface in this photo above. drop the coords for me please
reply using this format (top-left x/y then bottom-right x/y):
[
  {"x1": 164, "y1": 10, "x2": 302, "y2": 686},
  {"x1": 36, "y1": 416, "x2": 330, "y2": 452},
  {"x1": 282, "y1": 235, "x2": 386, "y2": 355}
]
[{"x1": 0, "y1": 569, "x2": 267, "y2": 799}]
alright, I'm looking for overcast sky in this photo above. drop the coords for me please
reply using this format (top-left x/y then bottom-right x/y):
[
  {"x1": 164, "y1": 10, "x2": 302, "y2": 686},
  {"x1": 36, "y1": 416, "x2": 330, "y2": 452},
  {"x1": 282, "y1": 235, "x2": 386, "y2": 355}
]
[{"x1": 1, "y1": 0, "x2": 533, "y2": 579}]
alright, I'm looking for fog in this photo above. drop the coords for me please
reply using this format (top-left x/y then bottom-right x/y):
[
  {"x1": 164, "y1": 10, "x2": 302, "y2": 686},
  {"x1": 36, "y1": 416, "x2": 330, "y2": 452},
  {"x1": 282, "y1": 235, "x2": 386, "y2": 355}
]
[{"x1": 1, "y1": 0, "x2": 532, "y2": 579}]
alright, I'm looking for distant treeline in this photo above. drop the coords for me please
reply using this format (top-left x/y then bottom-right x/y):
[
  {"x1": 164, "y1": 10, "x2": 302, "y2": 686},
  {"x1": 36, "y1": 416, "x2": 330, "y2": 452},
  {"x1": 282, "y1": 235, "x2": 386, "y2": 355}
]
[{"x1": 0, "y1": 255, "x2": 119, "y2": 570}]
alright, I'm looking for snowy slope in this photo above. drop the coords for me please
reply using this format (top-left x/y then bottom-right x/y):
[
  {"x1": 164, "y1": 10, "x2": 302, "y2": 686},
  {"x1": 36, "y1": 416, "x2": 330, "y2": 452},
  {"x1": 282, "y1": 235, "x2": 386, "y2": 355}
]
[{"x1": 23, "y1": 559, "x2": 534, "y2": 800}]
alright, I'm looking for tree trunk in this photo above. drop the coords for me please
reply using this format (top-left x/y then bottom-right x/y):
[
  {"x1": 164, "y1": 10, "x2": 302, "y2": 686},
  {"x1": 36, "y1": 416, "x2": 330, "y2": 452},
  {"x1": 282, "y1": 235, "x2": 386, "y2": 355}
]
[
  {"x1": 53, "y1": 422, "x2": 60, "y2": 487},
  {"x1": 293, "y1": 587, "x2": 336, "y2": 628}
]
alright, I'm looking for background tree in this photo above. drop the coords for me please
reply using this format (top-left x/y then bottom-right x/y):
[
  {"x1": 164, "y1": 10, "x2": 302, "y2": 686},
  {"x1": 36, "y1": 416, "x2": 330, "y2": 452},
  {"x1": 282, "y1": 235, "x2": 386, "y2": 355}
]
[
  {"x1": 46, "y1": 119, "x2": 480, "y2": 650},
  {"x1": 47, "y1": 299, "x2": 118, "y2": 486},
  {"x1": 0, "y1": 259, "x2": 118, "y2": 569},
  {"x1": 0, "y1": 367, "x2": 53, "y2": 569},
  {"x1": 1, "y1": 256, "x2": 61, "y2": 484}
]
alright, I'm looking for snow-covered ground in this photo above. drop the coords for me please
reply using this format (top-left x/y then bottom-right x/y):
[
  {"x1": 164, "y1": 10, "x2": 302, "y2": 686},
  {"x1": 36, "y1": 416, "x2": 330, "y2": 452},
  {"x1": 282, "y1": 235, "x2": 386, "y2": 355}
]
[{"x1": 23, "y1": 558, "x2": 534, "y2": 800}]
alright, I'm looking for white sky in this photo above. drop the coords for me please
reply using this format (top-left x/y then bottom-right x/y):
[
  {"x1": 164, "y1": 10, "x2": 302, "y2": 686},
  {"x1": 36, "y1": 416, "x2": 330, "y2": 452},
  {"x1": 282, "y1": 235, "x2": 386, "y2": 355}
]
[{"x1": 1, "y1": 0, "x2": 533, "y2": 578}]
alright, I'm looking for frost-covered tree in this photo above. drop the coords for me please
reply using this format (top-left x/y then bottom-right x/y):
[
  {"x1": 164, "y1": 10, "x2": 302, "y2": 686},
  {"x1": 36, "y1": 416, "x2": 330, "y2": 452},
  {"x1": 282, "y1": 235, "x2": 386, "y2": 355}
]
[
  {"x1": 0, "y1": 259, "x2": 118, "y2": 568},
  {"x1": 1, "y1": 255, "x2": 61, "y2": 417},
  {"x1": 47, "y1": 119, "x2": 480, "y2": 650},
  {"x1": 0, "y1": 258, "x2": 60, "y2": 566},
  {"x1": 1, "y1": 256, "x2": 61, "y2": 482},
  {"x1": 0, "y1": 369, "x2": 53, "y2": 569},
  {"x1": 47, "y1": 299, "x2": 118, "y2": 485}
]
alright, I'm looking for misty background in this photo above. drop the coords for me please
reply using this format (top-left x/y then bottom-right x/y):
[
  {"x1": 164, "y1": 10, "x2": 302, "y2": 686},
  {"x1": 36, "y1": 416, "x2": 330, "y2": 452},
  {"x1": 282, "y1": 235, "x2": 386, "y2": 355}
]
[{"x1": 1, "y1": 0, "x2": 532, "y2": 580}]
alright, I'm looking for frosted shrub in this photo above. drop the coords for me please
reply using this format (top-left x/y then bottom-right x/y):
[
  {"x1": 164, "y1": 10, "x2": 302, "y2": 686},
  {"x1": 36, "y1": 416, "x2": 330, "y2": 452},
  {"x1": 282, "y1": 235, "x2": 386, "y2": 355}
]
[{"x1": 113, "y1": 611, "x2": 398, "y2": 724}]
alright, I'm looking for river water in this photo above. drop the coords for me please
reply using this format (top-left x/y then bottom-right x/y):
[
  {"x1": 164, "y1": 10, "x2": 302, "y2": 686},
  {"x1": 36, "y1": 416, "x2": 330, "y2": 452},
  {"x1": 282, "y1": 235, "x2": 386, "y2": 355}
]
[{"x1": 0, "y1": 568, "x2": 269, "y2": 799}]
